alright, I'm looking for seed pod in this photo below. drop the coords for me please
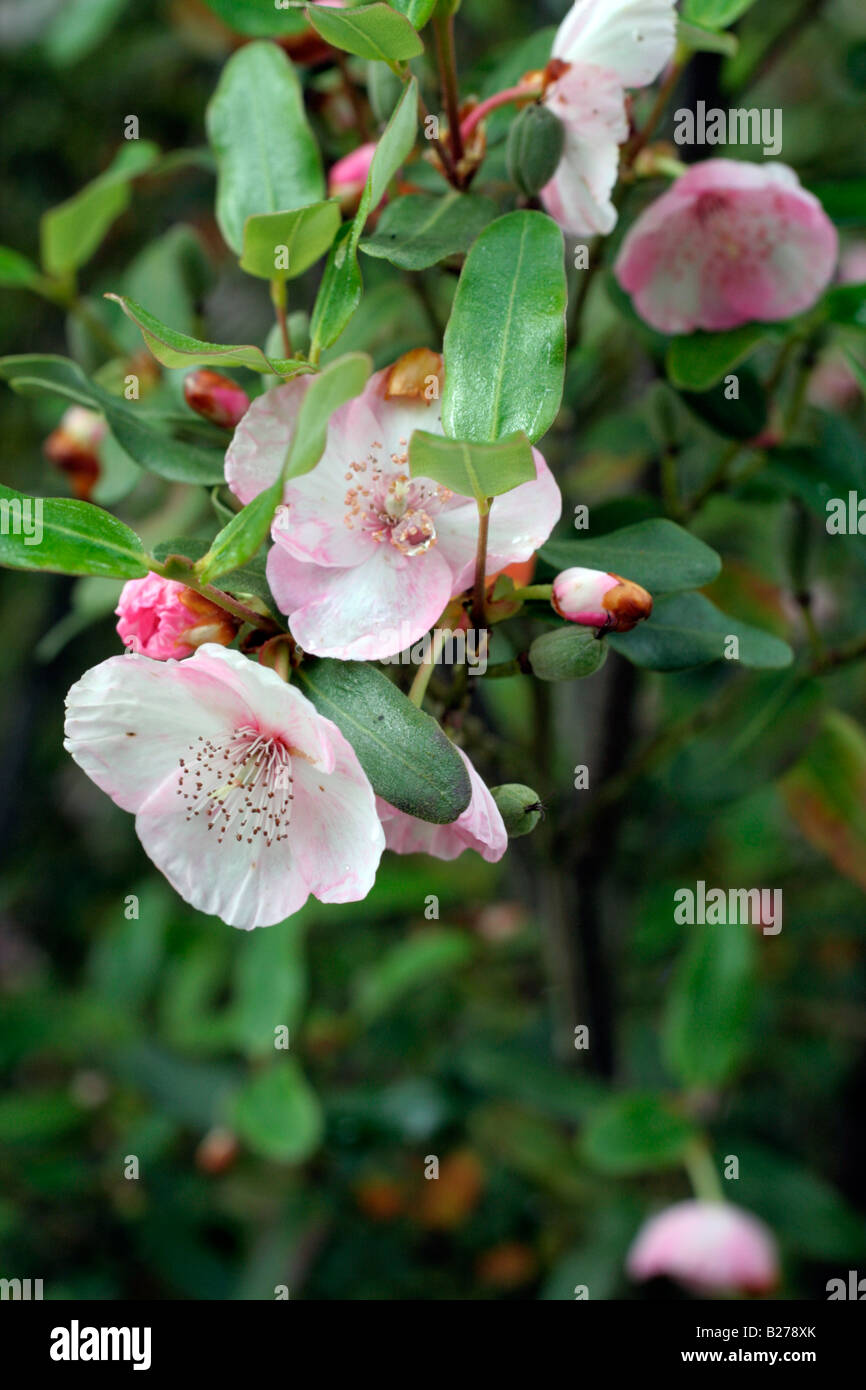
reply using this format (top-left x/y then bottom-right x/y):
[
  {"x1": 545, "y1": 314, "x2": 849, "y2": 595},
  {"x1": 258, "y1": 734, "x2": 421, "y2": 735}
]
[
  {"x1": 490, "y1": 784, "x2": 543, "y2": 838},
  {"x1": 506, "y1": 104, "x2": 565, "y2": 198}
]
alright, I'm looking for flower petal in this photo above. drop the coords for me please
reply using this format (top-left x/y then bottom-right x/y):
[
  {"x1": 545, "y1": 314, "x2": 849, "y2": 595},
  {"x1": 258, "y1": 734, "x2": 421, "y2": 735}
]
[
  {"x1": 378, "y1": 747, "x2": 507, "y2": 862},
  {"x1": 541, "y1": 64, "x2": 627, "y2": 237},
  {"x1": 553, "y1": 0, "x2": 677, "y2": 89},
  {"x1": 290, "y1": 741, "x2": 385, "y2": 903}
]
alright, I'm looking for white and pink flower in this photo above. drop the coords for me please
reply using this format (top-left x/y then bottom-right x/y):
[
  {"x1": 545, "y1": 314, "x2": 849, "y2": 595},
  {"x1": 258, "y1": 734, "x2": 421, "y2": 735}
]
[
  {"x1": 64, "y1": 644, "x2": 384, "y2": 929},
  {"x1": 377, "y1": 747, "x2": 507, "y2": 863},
  {"x1": 626, "y1": 1200, "x2": 779, "y2": 1295},
  {"x1": 541, "y1": 0, "x2": 678, "y2": 236},
  {"x1": 116, "y1": 573, "x2": 238, "y2": 660},
  {"x1": 614, "y1": 159, "x2": 839, "y2": 334},
  {"x1": 225, "y1": 355, "x2": 562, "y2": 661},
  {"x1": 552, "y1": 565, "x2": 652, "y2": 632}
]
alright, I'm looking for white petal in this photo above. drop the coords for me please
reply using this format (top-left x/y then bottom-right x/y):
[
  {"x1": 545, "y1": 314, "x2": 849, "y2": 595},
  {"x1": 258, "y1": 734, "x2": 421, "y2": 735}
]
[{"x1": 553, "y1": 0, "x2": 677, "y2": 88}]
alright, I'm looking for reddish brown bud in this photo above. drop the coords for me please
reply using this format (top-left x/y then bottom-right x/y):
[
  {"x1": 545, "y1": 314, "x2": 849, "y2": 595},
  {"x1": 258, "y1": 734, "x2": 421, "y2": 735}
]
[{"x1": 183, "y1": 370, "x2": 250, "y2": 430}]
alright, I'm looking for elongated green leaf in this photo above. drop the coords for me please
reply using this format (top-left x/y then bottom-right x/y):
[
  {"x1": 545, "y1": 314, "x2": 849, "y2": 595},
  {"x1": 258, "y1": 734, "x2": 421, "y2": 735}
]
[
  {"x1": 152, "y1": 536, "x2": 275, "y2": 608},
  {"x1": 409, "y1": 430, "x2": 534, "y2": 507},
  {"x1": 581, "y1": 1094, "x2": 698, "y2": 1175},
  {"x1": 231, "y1": 1060, "x2": 323, "y2": 1163},
  {"x1": 663, "y1": 920, "x2": 755, "y2": 1089},
  {"x1": 305, "y1": 3, "x2": 423, "y2": 62},
  {"x1": 295, "y1": 659, "x2": 471, "y2": 823},
  {"x1": 666, "y1": 323, "x2": 772, "y2": 391},
  {"x1": 609, "y1": 591, "x2": 794, "y2": 671},
  {"x1": 310, "y1": 79, "x2": 417, "y2": 355},
  {"x1": 0, "y1": 355, "x2": 225, "y2": 484},
  {"x1": 391, "y1": 0, "x2": 438, "y2": 28},
  {"x1": 206, "y1": 42, "x2": 325, "y2": 256},
  {"x1": 43, "y1": 0, "x2": 129, "y2": 65},
  {"x1": 196, "y1": 482, "x2": 282, "y2": 584},
  {"x1": 529, "y1": 626, "x2": 608, "y2": 682},
  {"x1": 103, "y1": 294, "x2": 305, "y2": 376},
  {"x1": 676, "y1": 18, "x2": 737, "y2": 55},
  {"x1": 240, "y1": 201, "x2": 341, "y2": 280},
  {"x1": 231, "y1": 920, "x2": 307, "y2": 1057},
  {"x1": 360, "y1": 191, "x2": 498, "y2": 270},
  {"x1": 541, "y1": 519, "x2": 721, "y2": 595},
  {"x1": 355, "y1": 930, "x2": 474, "y2": 1022},
  {"x1": 0, "y1": 482, "x2": 148, "y2": 579},
  {"x1": 683, "y1": 0, "x2": 758, "y2": 27},
  {"x1": 0, "y1": 246, "x2": 43, "y2": 290},
  {"x1": 442, "y1": 211, "x2": 567, "y2": 444},
  {"x1": 200, "y1": 0, "x2": 309, "y2": 37},
  {"x1": 40, "y1": 141, "x2": 159, "y2": 277}
]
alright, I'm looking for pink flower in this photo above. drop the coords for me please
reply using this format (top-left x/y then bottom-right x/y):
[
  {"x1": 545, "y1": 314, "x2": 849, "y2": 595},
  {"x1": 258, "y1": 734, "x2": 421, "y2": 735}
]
[
  {"x1": 377, "y1": 748, "x2": 507, "y2": 863},
  {"x1": 63, "y1": 645, "x2": 384, "y2": 929},
  {"x1": 183, "y1": 370, "x2": 250, "y2": 430},
  {"x1": 225, "y1": 355, "x2": 562, "y2": 661},
  {"x1": 626, "y1": 1200, "x2": 779, "y2": 1295},
  {"x1": 116, "y1": 573, "x2": 237, "y2": 660},
  {"x1": 541, "y1": 0, "x2": 678, "y2": 236},
  {"x1": 614, "y1": 160, "x2": 839, "y2": 334},
  {"x1": 552, "y1": 566, "x2": 652, "y2": 632},
  {"x1": 328, "y1": 141, "x2": 378, "y2": 212}
]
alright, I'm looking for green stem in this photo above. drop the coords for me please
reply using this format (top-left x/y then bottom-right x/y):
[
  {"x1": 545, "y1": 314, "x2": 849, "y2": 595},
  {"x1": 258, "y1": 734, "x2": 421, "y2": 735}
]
[
  {"x1": 471, "y1": 499, "x2": 492, "y2": 628},
  {"x1": 408, "y1": 626, "x2": 450, "y2": 707},
  {"x1": 271, "y1": 279, "x2": 291, "y2": 358},
  {"x1": 149, "y1": 556, "x2": 283, "y2": 634},
  {"x1": 683, "y1": 1140, "x2": 726, "y2": 1204},
  {"x1": 511, "y1": 583, "x2": 552, "y2": 603}
]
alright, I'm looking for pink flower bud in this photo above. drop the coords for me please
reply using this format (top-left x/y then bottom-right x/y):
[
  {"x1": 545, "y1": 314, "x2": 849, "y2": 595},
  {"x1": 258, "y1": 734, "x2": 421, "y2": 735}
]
[
  {"x1": 552, "y1": 566, "x2": 652, "y2": 633},
  {"x1": 183, "y1": 370, "x2": 250, "y2": 430},
  {"x1": 116, "y1": 574, "x2": 238, "y2": 660},
  {"x1": 627, "y1": 1200, "x2": 779, "y2": 1295},
  {"x1": 43, "y1": 406, "x2": 106, "y2": 501},
  {"x1": 328, "y1": 142, "x2": 378, "y2": 213}
]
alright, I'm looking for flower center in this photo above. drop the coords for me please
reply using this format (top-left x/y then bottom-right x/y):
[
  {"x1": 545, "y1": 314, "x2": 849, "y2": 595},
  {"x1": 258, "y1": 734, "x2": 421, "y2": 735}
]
[
  {"x1": 176, "y1": 726, "x2": 293, "y2": 848},
  {"x1": 342, "y1": 442, "x2": 452, "y2": 556}
]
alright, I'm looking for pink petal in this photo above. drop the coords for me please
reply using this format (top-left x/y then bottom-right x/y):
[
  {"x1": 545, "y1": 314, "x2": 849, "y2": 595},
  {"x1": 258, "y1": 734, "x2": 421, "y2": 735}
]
[
  {"x1": 627, "y1": 1200, "x2": 779, "y2": 1294},
  {"x1": 615, "y1": 159, "x2": 839, "y2": 334},
  {"x1": 378, "y1": 747, "x2": 507, "y2": 863},
  {"x1": 224, "y1": 377, "x2": 314, "y2": 505},
  {"x1": 269, "y1": 540, "x2": 454, "y2": 661},
  {"x1": 290, "y1": 746, "x2": 386, "y2": 903},
  {"x1": 553, "y1": 0, "x2": 678, "y2": 89}
]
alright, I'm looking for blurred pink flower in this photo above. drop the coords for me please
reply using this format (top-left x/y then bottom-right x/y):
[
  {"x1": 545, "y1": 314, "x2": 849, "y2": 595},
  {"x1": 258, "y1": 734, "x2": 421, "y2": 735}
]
[
  {"x1": 541, "y1": 0, "x2": 678, "y2": 236},
  {"x1": 225, "y1": 359, "x2": 561, "y2": 661},
  {"x1": 116, "y1": 573, "x2": 237, "y2": 660},
  {"x1": 377, "y1": 747, "x2": 507, "y2": 863},
  {"x1": 328, "y1": 141, "x2": 377, "y2": 211},
  {"x1": 627, "y1": 1200, "x2": 779, "y2": 1294},
  {"x1": 552, "y1": 565, "x2": 652, "y2": 632},
  {"x1": 615, "y1": 160, "x2": 839, "y2": 334},
  {"x1": 64, "y1": 645, "x2": 384, "y2": 929}
]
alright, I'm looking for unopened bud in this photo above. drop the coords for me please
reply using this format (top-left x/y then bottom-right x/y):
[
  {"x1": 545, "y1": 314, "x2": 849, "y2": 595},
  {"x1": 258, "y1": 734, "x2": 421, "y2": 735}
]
[
  {"x1": 490, "y1": 785, "x2": 543, "y2": 838},
  {"x1": 183, "y1": 370, "x2": 250, "y2": 430},
  {"x1": 552, "y1": 567, "x2": 653, "y2": 634},
  {"x1": 385, "y1": 348, "x2": 443, "y2": 402},
  {"x1": 507, "y1": 104, "x2": 565, "y2": 198},
  {"x1": 43, "y1": 406, "x2": 106, "y2": 500},
  {"x1": 116, "y1": 573, "x2": 239, "y2": 660}
]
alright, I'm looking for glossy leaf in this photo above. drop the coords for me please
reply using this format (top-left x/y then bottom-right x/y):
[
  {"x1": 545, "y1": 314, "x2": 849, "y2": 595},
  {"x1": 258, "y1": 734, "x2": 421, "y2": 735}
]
[
  {"x1": 541, "y1": 519, "x2": 721, "y2": 595},
  {"x1": 683, "y1": 0, "x2": 758, "y2": 26},
  {"x1": 305, "y1": 3, "x2": 424, "y2": 62},
  {"x1": 40, "y1": 141, "x2": 159, "y2": 277},
  {"x1": 360, "y1": 192, "x2": 498, "y2": 270},
  {"x1": 442, "y1": 211, "x2": 567, "y2": 444},
  {"x1": 409, "y1": 430, "x2": 534, "y2": 507},
  {"x1": 105, "y1": 294, "x2": 307, "y2": 375},
  {"x1": 666, "y1": 323, "x2": 772, "y2": 392},
  {"x1": 609, "y1": 591, "x2": 794, "y2": 670},
  {"x1": 240, "y1": 201, "x2": 341, "y2": 281},
  {"x1": 391, "y1": 0, "x2": 438, "y2": 28},
  {"x1": 206, "y1": 42, "x2": 325, "y2": 256},
  {"x1": 295, "y1": 659, "x2": 472, "y2": 823},
  {"x1": 0, "y1": 482, "x2": 148, "y2": 579}
]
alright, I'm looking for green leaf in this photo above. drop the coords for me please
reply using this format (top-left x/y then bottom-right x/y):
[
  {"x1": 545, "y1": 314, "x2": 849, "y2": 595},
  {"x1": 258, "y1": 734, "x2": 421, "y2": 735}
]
[
  {"x1": 104, "y1": 294, "x2": 308, "y2": 375},
  {"x1": 683, "y1": 0, "x2": 758, "y2": 27},
  {"x1": 206, "y1": 42, "x2": 325, "y2": 257},
  {"x1": 295, "y1": 659, "x2": 472, "y2": 823},
  {"x1": 824, "y1": 281, "x2": 866, "y2": 329},
  {"x1": 529, "y1": 626, "x2": 609, "y2": 682},
  {"x1": 581, "y1": 1094, "x2": 698, "y2": 1175},
  {"x1": 666, "y1": 323, "x2": 772, "y2": 392},
  {"x1": 0, "y1": 482, "x2": 148, "y2": 579},
  {"x1": 240, "y1": 201, "x2": 341, "y2": 280},
  {"x1": 360, "y1": 192, "x2": 497, "y2": 270},
  {"x1": 196, "y1": 482, "x2": 282, "y2": 584},
  {"x1": 40, "y1": 141, "x2": 159, "y2": 278},
  {"x1": 779, "y1": 710, "x2": 866, "y2": 893},
  {"x1": 42, "y1": 0, "x2": 129, "y2": 66},
  {"x1": 676, "y1": 18, "x2": 738, "y2": 55},
  {"x1": 283, "y1": 352, "x2": 372, "y2": 480},
  {"x1": 541, "y1": 519, "x2": 721, "y2": 595},
  {"x1": 409, "y1": 430, "x2": 534, "y2": 507},
  {"x1": 310, "y1": 79, "x2": 418, "y2": 355},
  {"x1": 391, "y1": 0, "x2": 438, "y2": 29},
  {"x1": 0, "y1": 355, "x2": 225, "y2": 485},
  {"x1": 199, "y1": 0, "x2": 310, "y2": 37},
  {"x1": 609, "y1": 591, "x2": 794, "y2": 671},
  {"x1": 354, "y1": 929, "x2": 474, "y2": 1022},
  {"x1": 231, "y1": 1061, "x2": 323, "y2": 1163},
  {"x1": 152, "y1": 536, "x2": 275, "y2": 608},
  {"x1": 231, "y1": 920, "x2": 307, "y2": 1058},
  {"x1": 663, "y1": 920, "x2": 755, "y2": 1088},
  {"x1": 305, "y1": 3, "x2": 424, "y2": 62},
  {"x1": 442, "y1": 211, "x2": 567, "y2": 444},
  {"x1": 0, "y1": 246, "x2": 43, "y2": 290}
]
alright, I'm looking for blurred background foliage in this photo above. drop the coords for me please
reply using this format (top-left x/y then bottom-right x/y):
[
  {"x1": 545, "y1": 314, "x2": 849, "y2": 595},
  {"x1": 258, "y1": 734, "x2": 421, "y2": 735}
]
[{"x1": 1, "y1": 0, "x2": 866, "y2": 1300}]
